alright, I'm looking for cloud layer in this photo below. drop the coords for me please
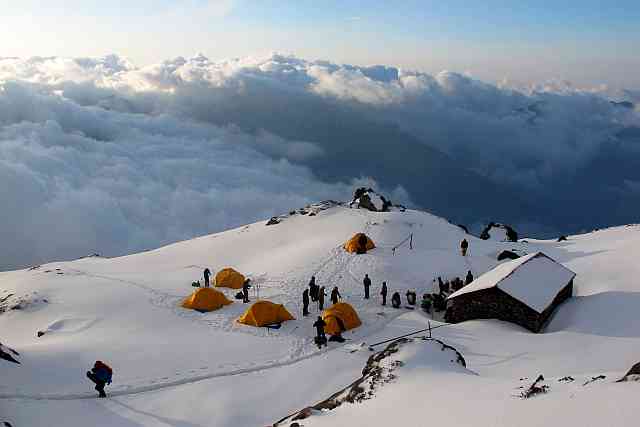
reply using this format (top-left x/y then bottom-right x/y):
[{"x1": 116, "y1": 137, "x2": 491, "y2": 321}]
[{"x1": 1, "y1": 53, "x2": 639, "y2": 269}]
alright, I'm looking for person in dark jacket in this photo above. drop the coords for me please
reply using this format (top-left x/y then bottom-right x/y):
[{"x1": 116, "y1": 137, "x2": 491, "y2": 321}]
[
  {"x1": 203, "y1": 268, "x2": 211, "y2": 287},
  {"x1": 86, "y1": 360, "x2": 112, "y2": 398},
  {"x1": 460, "y1": 239, "x2": 469, "y2": 256},
  {"x1": 313, "y1": 316, "x2": 327, "y2": 348},
  {"x1": 330, "y1": 286, "x2": 342, "y2": 305},
  {"x1": 406, "y1": 290, "x2": 417, "y2": 305},
  {"x1": 465, "y1": 270, "x2": 474, "y2": 285},
  {"x1": 242, "y1": 279, "x2": 251, "y2": 303},
  {"x1": 380, "y1": 281, "x2": 388, "y2": 306},
  {"x1": 309, "y1": 276, "x2": 318, "y2": 302},
  {"x1": 363, "y1": 274, "x2": 371, "y2": 299},
  {"x1": 391, "y1": 291, "x2": 401, "y2": 309},
  {"x1": 439, "y1": 278, "x2": 449, "y2": 295},
  {"x1": 318, "y1": 286, "x2": 326, "y2": 311},
  {"x1": 302, "y1": 289, "x2": 310, "y2": 316}
]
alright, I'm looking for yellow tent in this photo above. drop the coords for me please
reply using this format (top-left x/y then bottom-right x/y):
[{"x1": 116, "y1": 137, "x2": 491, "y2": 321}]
[
  {"x1": 215, "y1": 267, "x2": 246, "y2": 289},
  {"x1": 322, "y1": 302, "x2": 362, "y2": 335},
  {"x1": 344, "y1": 233, "x2": 376, "y2": 254},
  {"x1": 237, "y1": 301, "x2": 295, "y2": 327},
  {"x1": 181, "y1": 288, "x2": 232, "y2": 312}
]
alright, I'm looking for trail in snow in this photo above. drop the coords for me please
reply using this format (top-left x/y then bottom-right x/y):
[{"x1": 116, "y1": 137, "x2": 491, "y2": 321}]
[{"x1": 1, "y1": 224, "x2": 413, "y2": 402}]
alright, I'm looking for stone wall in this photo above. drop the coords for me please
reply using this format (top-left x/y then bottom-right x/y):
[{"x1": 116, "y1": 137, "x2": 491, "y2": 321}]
[{"x1": 445, "y1": 280, "x2": 573, "y2": 333}]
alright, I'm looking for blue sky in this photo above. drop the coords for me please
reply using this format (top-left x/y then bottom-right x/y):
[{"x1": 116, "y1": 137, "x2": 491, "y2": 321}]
[{"x1": 1, "y1": 0, "x2": 638, "y2": 87}]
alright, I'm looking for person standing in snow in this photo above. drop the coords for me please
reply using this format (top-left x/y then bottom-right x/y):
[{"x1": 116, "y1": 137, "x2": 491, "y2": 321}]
[
  {"x1": 309, "y1": 276, "x2": 318, "y2": 302},
  {"x1": 318, "y1": 286, "x2": 326, "y2": 311},
  {"x1": 242, "y1": 279, "x2": 251, "y2": 303},
  {"x1": 302, "y1": 289, "x2": 310, "y2": 316},
  {"x1": 363, "y1": 274, "x2": 372, "y2": 299},
  {"x1": 380, "y1": 281, "x2": 388, "y2": 306},
  {"x1": 460, "y1": 239, "x2": 469, "y2": 257},
  {"x1": 86, "y1": 360, "x2": 112, "y2": 398},
  {"x1": 391, "y1": 291, "x2": 401, "y2": 309},
  {"x1": 406, "y1": 289, "x2": 417, "y2": 306},
  {"x1": 313, "y1": 316, "x2": 327, "y2": 348},
  {"x1": 465, "y1": 270, "x2": 474, "y2": 285},
  {"x1": 330, "y1": 286, "x2": 342, "y2": 305},
  {"x1": 203, "y1": 268, "x2": 211, "y2": 287}
]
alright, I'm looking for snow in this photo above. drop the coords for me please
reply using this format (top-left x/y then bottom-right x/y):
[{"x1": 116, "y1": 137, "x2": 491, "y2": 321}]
[
  {"x1": 2, "y1": 207, "x2": 640, "y2": 426},
  {"x1": 448, "y1": 252, "x2": 576, "y2": 313}
]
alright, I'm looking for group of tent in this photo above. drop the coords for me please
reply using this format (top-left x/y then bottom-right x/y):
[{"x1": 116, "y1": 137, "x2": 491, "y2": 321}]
[
  {"x1": 179, "y1": 231, "x2": 373, "y2": 334},
  {"x1": 182, "y1": 287, "x2": 361, "y2": 333},
  {"x1": 181, "y1": 267, "x2": 247, "y2": 311}
]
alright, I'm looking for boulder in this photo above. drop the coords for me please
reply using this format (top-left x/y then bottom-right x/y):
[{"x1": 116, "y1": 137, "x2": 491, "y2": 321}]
[
  {"x1": 480, "y1": 222, "x2": 518, "y2": 242},
  {"x1": 266, "y1": 217, "x2": 281, "y2": 226},
  {"x1": 350, "y1": 187, "x2": 393, "y2": 212},
  {"x1": 617, "y1": 362, "x2": 640, "y2": 382},
  {"x1": 0, "y1": 342, "x2": 20, "y2": 364}
]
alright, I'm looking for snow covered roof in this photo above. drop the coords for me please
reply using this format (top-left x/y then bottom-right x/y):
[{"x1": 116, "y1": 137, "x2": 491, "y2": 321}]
[{"x1": 448, "y1": 252, "x2": 576, "y2": 313}]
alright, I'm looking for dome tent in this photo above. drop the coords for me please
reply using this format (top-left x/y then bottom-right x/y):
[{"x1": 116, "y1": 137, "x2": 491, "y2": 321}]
[
  {"x1": 237, "y1": 301, "x2": 295, "y2": 327},
  {"x1": 322, "y1": 302, "x2": 362, "y2": 335},
  {"x1": 344, "y1": 233, "x2": 375, "y2": 254},
  {"x1": 215, "y1": 267, "x2": 246, "y2": 289},
  {"x1": 182, "y1": 288, "x2": 232, "y2": 312}
]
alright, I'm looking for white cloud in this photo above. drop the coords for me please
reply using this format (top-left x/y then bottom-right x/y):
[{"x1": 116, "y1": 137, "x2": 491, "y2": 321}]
[{"x1": 1, "y1": 53, "x2": 639, "y2": 268}]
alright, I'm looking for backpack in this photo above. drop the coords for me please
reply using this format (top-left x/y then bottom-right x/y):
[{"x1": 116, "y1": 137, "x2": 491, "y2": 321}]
[{"x1": 95, "y1": 361, "x2": 113, "y2": 383}]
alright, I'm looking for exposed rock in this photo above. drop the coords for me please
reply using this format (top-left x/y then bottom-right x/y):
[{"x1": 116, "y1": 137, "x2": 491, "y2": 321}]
[
  {"x1": 0, "y1": 342, "x2": 20, "y2": 364},
  {"x1": 350, "y1": 188, "x2": 394, "y2": 212},
  {"x1": 273, "y1": 337, "x2": 465, "y2": 426},
  {"x1": 1, "y1": 291, "x2": 48, "y2": 313},
  {"x1": 480, "y1": 222, "x2": 518, "y2": 242},
  {"x1": 616, "y1": 362, "x2": 640, "y2": 382},
  {"x1": 557, "y1": 235, "x2": 568, "y2": 242},
  {"x1": 457, "y1": 224, "x2": 469, "y2": 234},
  {"x1": 266, "y1": 217, "x2": 281, "y2": 226},
  {"x1": 497, "y1": 250, "x2": 520, "y2": 261}
]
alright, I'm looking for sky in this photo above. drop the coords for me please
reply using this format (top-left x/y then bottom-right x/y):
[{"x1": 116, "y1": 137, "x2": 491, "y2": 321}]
[{"x1": 1, "y1": 0, "x2": 639, "y2": 89}]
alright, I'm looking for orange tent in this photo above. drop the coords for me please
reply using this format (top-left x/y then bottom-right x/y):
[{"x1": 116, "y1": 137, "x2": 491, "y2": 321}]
[
  {"x1": 344, "y1": 233, "x2": 375, "y2": 254},
  {"x1": 322, "y1": 302, "x2": 362, "y2": 335},
  {"x1": 215, "y1": 268, "x2": 246, "y2": 289},
  {"x1": 237, "y1": 301, "x2": 295, "y2": 327},
  {"x1": 181, "y1": 288, "x2": 232, "y2": 312}
]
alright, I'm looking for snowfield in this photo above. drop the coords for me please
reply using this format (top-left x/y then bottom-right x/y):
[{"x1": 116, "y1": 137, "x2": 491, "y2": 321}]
[{"x1": 1, "y1": 206, "x2": 639, "y2": 426}]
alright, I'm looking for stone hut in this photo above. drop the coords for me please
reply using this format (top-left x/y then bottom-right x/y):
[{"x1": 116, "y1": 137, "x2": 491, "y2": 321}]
[{"x1": 445, "y1": 252, "x2": 575, "y2": 333}]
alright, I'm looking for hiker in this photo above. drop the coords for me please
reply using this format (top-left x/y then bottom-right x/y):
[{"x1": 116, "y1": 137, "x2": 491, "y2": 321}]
[
  {"x1": 313, "y1": 316, "x2": 327, "y2": 348},
  {"x1": 391, "y1": 291, "x2": 401, "y2": 309},
  {"x1": 421, "y1": 293, "x2": 432, "y2": 313},
  {"x1": 432, "y1": 293, "x2": 446, "y2": 312},
  {"x1": 328, "y1": 317, "x2": 346, "y2": 343},
  {"x1": 302, "y1": 289, "x2": 310, "y2": 316},
  {"x1": 380, "y1": 281, "x2": 388, "y2": 306},
  {"x1": 318, "y1": 286, "x2": 326, "y2": 311},
  {"x1": 330, "y1": 286, "x2": 342, "y2": 305},
  {"x1": 406, "y1": 290, "x2": 417, "y2": 306},
  {"x1": 439, "y1": 278, "x2": 449, "y2": 295},
  {"x1": 86, "y1": 360, "x2": 112, "y2": 398},
  {"x1": 242, "y1": 279, "x2": 251, "y2": 303},
  {"x1": 460, "y1": 239, "x2": 469, "y2": 256},
  {"x1": 357, "y1": 233, "x2": 368, "y2": 254},
  {"x1": 203, "y1": 268, "x2": 211, "y2": 287},
  {"x1": 309, "y1": 276, "x2": 318, "y2": 302},
  {"x1": 465, "y1": 270, "x2": 474, "y2": 285},
  {"x1": 363, "y1": 274, "x2": 372, "y2": 299}
]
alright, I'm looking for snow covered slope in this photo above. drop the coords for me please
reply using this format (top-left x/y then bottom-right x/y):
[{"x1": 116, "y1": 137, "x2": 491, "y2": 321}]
[{"x1": 1, "y1": 207, "x2": 639, "y2": 426}]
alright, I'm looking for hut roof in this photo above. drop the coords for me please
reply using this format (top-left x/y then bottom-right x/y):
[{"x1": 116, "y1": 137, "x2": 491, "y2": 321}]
[{"x1": 448, "y1": 252, "x2": 575, "y2": 313}]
